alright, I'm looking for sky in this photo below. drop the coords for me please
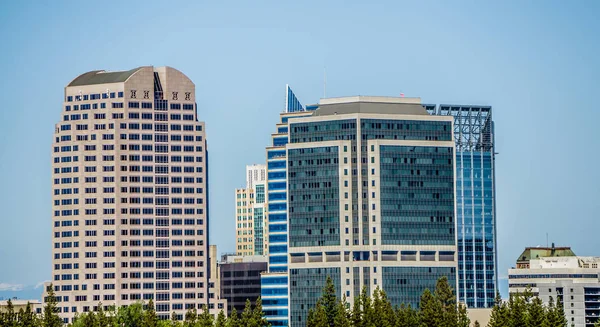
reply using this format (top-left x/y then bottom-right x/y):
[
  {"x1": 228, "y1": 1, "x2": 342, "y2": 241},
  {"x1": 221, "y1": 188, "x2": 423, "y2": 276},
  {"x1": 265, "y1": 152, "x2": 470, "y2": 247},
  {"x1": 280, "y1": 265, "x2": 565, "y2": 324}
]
[{"x1": 0, "y1": 0, "x2": 598, "y2": 300}]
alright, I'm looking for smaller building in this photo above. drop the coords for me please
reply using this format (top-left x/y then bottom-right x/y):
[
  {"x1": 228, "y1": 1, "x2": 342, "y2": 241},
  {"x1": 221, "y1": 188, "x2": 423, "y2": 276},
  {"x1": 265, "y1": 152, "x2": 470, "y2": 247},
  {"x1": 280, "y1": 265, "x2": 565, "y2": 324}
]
[
  {"x1": 508, "y1": 245, "x2": 600, "y2": 327},
  {"x1": 219, "y1": 254, "x2": 268, "y2": 315},
  {"x1": 236, "y1": 164, "x2": 268, "y2": 256},
  {"x1": 0, "y1": 300, "x2": 43, "y2": 315}
]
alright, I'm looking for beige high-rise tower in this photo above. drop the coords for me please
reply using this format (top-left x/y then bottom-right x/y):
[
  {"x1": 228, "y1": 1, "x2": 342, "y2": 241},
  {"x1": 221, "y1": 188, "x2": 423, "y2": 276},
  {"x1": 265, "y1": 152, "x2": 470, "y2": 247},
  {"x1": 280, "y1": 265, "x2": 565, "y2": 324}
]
[
  {"x1": 235, "y1": 164, "x2": 267, "y2": 256},
  {"x1": 49, "y1": 67, "x2": 210, "y2": 322}
]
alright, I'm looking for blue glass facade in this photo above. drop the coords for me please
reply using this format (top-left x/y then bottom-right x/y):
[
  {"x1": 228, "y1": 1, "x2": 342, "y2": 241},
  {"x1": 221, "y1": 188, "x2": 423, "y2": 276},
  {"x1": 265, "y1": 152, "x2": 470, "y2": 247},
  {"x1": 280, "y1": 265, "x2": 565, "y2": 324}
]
[
  {"x1": 261, "y1": 86, "x2": 314, "y2": 326},
  {"x1": 285, "y1": 84, "x2": 303, "y2": 113},
  {"x1": 426, "y1": 105, "x2": 497, "y2": 308}
]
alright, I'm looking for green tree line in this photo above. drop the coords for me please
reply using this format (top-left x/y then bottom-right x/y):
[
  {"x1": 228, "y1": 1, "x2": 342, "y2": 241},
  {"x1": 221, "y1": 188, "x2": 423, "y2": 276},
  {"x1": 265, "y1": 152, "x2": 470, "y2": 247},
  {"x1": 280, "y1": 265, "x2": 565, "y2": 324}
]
[
  {"x1": 0, "y1": 285, "x2": 269, "y2": 327},
  {"x1": 1, "y1": 281, "x2": 577, "y2": 327},
  {"x1": 306, "y1": 276, "x2": 571, "y2": 327}
]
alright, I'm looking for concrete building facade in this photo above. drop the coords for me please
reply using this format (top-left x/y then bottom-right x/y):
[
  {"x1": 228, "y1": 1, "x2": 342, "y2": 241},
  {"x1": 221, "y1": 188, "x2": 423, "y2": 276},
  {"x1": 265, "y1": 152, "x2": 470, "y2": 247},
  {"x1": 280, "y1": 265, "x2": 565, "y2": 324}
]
[
  {"x1": 49, "y1": 66, "x2": 209, "y2": 322},
  {"x1": 508, "y1": 246, "x2": 600, "y2": 327}
]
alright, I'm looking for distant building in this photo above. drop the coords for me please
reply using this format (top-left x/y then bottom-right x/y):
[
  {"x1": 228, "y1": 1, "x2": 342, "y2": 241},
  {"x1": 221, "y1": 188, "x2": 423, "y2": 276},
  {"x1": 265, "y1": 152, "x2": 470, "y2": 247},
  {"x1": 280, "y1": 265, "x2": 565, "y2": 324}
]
[
  {"x1": 0, "y1": 300, "x2": 43, "y2": 315},
  {"x1": 236, "y1": 164, "x2": 268, "y2": 256},
  {"x1": 508, "y1": 245, "x2": 600, "y2": 326},
  {"x1": 219, "y1": 254, "x2": 267, "y2": 315}
]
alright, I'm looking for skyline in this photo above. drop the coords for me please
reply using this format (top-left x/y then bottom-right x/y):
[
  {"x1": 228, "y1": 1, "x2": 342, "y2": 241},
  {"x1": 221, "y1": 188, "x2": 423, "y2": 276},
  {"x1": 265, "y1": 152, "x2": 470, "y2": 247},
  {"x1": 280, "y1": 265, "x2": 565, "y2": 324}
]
[{"x1": 1, "y1": 0, "x2": 600, "y2": 302}]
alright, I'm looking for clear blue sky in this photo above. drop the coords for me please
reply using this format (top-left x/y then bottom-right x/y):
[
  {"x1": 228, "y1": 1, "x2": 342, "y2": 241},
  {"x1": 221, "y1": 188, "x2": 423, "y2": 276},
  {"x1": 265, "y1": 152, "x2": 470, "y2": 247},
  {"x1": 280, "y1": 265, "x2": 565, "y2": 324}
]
[{"x1": 0, "y1": 0, "x2": 598, "y2": 299}]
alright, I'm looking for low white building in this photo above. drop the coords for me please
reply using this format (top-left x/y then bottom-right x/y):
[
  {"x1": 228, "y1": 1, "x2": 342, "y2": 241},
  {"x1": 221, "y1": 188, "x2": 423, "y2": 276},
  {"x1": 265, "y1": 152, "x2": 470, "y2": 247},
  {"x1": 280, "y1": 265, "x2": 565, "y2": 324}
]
[{"x1": 508, "y1": 245, "x2": 600, "y2": 327}]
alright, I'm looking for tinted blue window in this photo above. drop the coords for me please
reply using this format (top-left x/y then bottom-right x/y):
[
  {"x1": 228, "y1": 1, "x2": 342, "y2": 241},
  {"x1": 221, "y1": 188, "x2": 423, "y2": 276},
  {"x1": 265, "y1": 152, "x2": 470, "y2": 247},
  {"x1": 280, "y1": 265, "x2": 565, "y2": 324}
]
[
  {"x1": 269, "y1": 234, "x2": 287, "y2": 243},
  {"x1": 267, "y1": 161, "x2": 286, "y2": 169},
  {"x1": 268, "y1": 171, "x2": 286, "y2": 179},
  {"x1": 269, "y1": 224, "x2": 287, "y2": 232}
]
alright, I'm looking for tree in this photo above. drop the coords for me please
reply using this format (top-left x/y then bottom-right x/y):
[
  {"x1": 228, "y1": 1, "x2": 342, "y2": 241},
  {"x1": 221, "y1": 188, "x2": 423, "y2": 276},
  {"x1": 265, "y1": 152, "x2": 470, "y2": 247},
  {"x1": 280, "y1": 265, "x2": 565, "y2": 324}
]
[
  {"x1": 3, "y1": 299, "x2": 17, "y2": 327},
  {"x1": 227, "y1": 308, "x2": 242, "y2": 327},
  {"x1": 322, "y1": 276, "x2": 338, "y2": 326},
  {"x1": 487, "y1": 292, "x2": 510, "y2": 327},
  {"x1": 457, "y1": 303, "x2": 470, "y2": 327},
  {"x1": 117, "y1": 302, "x2": 144, "y2": 327},
  {"x1": 215, "y1": 310, "x2": 227, "y2": 327},
  {"x1": 197, "y1": 305, "x2": 214, "y2": 327},
  {"x1": 183, "y1": 309, "x2": 197, "y2": 327},
  {"x1": 251, "y1": 297, "x2": 269, "y2": 327},
  {"x1": 351, "y1": 294, "x2": 362, "y2": 327},
  {"x1": 312, "y1": 302, "x2": 329, "y2": 327},
  {"x1": 508, "y1": 292, "x2": 527, "y2": 327},
  {"x1": 374, "y1": 288, "x2": 395, "y2": 327},
  {"x1": 241, "y1": 299, "x2": 255, "y2": 326},
  {"x1": 333, "y1": 296, "x2": 351, "y2": 327},
  {"x1": 551, "y1": 298, "x2": 568, "y2": 327},
  {"x1": 20, "y1": 302, "x2": 39, "y2": 327},
  {"x1": 43, "y1": 285, "x2": 63, "y2": 327},
  {"x1": 419, "y1": 288, "x2": 441, "y2": 327},
  {"x1": 396, "y1": 303, "x2": 420, "y2": 327},
  {"x1": 526, "y1": 297, "x2": 547, "y2": 327},
  {"x1": 474, "y1": 321, "x2": 481, "y2": 327},
  {"x1": 143, "y1": 299, "x2": 159, "y2": 327},
  {"x1": 435, "y1": 277, "x2": 458, "y2": 327},
  {"x1": 168, "y1": 311, "x2": 182, "y2": 327},
  {"x1": 360, "y1": 286, "x2": 375, "y2": 327},
  {"x1": 81, "y1": 311, "x2": 98, "y2": 327}
]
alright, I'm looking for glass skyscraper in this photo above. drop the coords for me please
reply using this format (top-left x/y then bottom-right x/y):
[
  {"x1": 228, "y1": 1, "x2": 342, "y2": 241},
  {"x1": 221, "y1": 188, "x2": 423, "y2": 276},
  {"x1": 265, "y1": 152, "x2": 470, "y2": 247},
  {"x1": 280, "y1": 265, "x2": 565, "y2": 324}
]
[
  {"x1": 426, "y1": 105, "x2": 497, "y2": 308},
  {"x1": 261, "y1": 87, "x2": 316, "y2": 326},
  {"x1": 262, "y1": 92, "x2": 459, "y2": 327}
]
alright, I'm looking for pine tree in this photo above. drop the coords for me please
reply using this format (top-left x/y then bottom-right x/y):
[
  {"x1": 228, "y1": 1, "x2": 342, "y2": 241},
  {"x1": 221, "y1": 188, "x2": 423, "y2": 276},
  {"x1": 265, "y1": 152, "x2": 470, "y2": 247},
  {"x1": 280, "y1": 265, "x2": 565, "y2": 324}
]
[
  {"x1": 333, "y1": 296, "x2": 351, "y2": 327},
  {"x1": 487, "y1": 292, "x2": 510, "y2": 327},
  {"x1": 143, "y1": 299, "x2": 159, "y2": 327},
  {"x1": 321, "y1": 276, "x2": 338, "y2": 326},
  {"x1": 433, "y1": 276, "x2": 459, "y2": 327},
  {"x1": 307, "y1": 308, "x2": 316, "y2": 327},
  {"x1": 360, "y1": 286, "x2": 375, "y2": 327},
  {"x1": 553, "y1": 297, "x2": 568, "y2": 327},
  {"x1": 4, "y1": 299, "x2": 17, "y2": 327},
  {"x1": 251, "y1": 297, "x2": 269, "y2": 327},
  {"x1": 351, "y1": 294, "x2": 362, "y2": 327},
  {"x1": 457, "y1": 303, "x2": 470, "y2": 327},
  {"x1": 20, "y1": 302, "x2": 39, "y2": 327},
  {"x1": 508, "y1": 292, "x2": 527, "y2": 327},
  {"x1": 377, "y1": 288, "x2": 396, "y2": 327},
  {"x1": 419, "y1": 289, "x2": 441, "y2": 327},
  {"x1": 197, "y1": 305, "x2": 214, "y2": 327},
  {"x1": 215, "y1": 310, "x2": 227, "y2": 327},
  {"x1": 474, "y1": 321, "x2": 481, "y2": 327},
  {"x1": 43, "y1": 285, "x2": 63, "y2": 327},
  {"x1": 227, "y1": 308, "x2": 242, "y2": 327},
  {"x1": 527, "y1": 296, "x2": 547, "y2": 327},
  {"x1": 241, "y1": 299, "x2": 254, "y2": 326},
  {"x1": 313, "y1": 302, "x2": 329, "y2": 327}
]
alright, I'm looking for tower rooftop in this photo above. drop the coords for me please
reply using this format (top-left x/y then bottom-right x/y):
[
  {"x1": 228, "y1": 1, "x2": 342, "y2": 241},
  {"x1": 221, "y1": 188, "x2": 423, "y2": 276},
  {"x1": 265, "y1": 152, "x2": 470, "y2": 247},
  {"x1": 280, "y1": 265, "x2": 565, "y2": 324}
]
[{"x1": 313, "y1": 96, "x2": 428, "y2": 116}]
